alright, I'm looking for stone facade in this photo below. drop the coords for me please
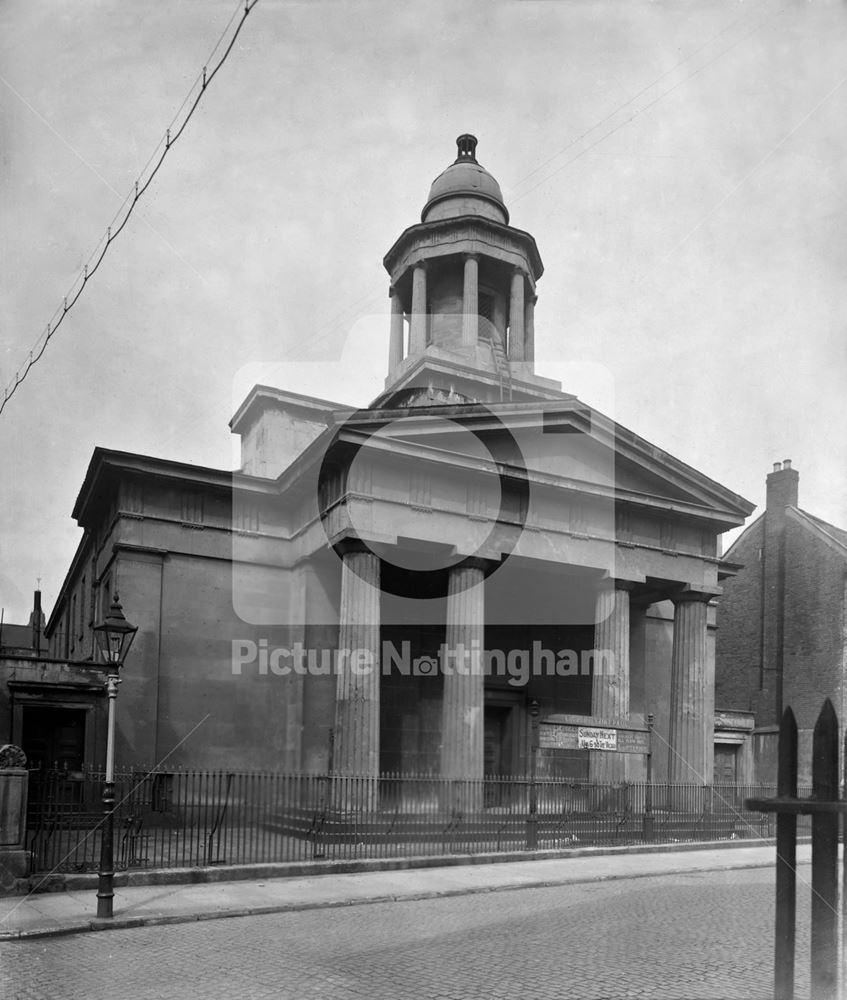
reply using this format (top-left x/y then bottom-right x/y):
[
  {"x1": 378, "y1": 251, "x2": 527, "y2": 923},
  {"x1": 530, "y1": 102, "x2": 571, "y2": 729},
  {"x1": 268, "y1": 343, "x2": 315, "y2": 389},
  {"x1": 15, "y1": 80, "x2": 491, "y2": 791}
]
[{"x1": 28, "y1": 135, "x2": 753, "y2": 789}]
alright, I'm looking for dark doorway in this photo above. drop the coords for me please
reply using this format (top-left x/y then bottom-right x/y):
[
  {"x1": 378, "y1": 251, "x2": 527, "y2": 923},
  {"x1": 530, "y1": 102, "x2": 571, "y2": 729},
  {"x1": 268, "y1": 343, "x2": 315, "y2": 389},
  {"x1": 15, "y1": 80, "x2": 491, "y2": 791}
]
[
  {"x1": 484, "y1": 704, "x2": 515, "y2": 807},
  {"x1": 380, "y1": 623, "x2": 445, "y2": 774},
  {"x1": 484, "y1": 706, "x2": 511, "y2": 778},
  {"x1": 21, "y1": 706, "x2": 86, "y2": 774},
  {"x1": 713, "y1": 744, "x2": 738, "y2": 784}
]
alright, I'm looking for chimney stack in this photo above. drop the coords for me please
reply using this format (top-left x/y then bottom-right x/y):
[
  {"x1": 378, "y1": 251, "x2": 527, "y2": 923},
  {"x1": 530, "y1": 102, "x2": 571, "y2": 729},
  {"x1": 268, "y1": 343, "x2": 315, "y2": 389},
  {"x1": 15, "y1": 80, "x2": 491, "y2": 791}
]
[
  {"x1": 766, "y1": 458, "x2": 798, "y2": 514},
  {"x1": 759, "y1": 460, "x2": 799, "y2": 726},
  {"x1": 28, "y1": 590, "x2": 44, "y2": 655}
]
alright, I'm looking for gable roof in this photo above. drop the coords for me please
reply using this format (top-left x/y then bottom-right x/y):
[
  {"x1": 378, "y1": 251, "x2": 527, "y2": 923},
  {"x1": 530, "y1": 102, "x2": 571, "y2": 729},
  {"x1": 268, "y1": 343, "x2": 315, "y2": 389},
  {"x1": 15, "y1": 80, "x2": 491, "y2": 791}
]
[
  {"x1": 788, "y1": 506, "x2": 847, "y2": 560},
  {"x1": 721, "y1": 511, "x2": 764, "y2": 561}
]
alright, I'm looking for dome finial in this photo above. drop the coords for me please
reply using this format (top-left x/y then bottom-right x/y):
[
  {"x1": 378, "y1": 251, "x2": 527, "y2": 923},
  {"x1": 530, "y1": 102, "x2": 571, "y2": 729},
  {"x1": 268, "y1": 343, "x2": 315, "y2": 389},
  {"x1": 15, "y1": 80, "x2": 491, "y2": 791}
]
[{"x1": 455, "y1": 134, "x2": 478, "y2": 163}]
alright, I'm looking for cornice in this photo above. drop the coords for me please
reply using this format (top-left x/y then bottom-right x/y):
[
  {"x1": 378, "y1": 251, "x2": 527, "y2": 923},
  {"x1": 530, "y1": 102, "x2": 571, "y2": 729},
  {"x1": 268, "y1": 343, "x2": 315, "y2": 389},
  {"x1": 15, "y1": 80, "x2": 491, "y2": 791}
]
[{"x1": 383, "y1": 215, "x2": 543, "y2": 280}]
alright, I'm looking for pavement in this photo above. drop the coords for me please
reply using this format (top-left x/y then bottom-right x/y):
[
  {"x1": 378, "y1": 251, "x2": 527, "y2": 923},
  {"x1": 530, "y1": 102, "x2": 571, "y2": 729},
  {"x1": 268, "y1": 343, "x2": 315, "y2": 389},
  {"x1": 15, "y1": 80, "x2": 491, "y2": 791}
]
[{"x1": 0, "y1": 840, "x2": 799, "y2": 942}]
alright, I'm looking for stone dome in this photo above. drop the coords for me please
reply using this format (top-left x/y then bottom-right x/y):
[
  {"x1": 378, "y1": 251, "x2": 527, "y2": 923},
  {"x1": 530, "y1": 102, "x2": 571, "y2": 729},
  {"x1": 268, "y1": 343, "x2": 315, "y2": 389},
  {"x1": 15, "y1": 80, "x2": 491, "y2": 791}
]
[{"x1": 421, "y1": 135, "x2": 509, "y2": 225}]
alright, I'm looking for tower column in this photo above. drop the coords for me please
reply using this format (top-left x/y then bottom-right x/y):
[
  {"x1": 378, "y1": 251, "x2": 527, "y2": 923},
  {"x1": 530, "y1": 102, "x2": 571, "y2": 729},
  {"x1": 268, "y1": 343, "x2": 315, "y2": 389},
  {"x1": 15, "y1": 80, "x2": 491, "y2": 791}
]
[
  {"x1": 461, "y1": 253, "x2": 479, "y2": 348},
  {"x1": 388, "y1": 286, "x2": 404, "y2": 371},
  {"x1": 589, "y1": 580, "x2": 632, "y2": 783},
  {"x1": 667, "y1": 591, "x2": 714, "y2": 785},
  {"x1": 409, "y1": 263, "x2": 428, "y2": 355},
  {"x1": 334, "y1": 544, "x2": 381, "y2": 809},
  {"x1": 508, "y1": 268, "x2": 525, "y2": 361},
  {"x1": 441, "y1": 561, "x2": 485, "y2": 809},
  {"x1": 524, "y1": 293, "x2": 536, "y2": 365}
]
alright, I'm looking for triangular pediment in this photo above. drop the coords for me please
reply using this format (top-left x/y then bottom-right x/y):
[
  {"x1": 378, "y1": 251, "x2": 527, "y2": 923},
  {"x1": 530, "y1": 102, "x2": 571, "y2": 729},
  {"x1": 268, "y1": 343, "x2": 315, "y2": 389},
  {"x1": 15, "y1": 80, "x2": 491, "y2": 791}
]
[{"x1": 319, "y1": 396, "x2": 753, "y2": 530}]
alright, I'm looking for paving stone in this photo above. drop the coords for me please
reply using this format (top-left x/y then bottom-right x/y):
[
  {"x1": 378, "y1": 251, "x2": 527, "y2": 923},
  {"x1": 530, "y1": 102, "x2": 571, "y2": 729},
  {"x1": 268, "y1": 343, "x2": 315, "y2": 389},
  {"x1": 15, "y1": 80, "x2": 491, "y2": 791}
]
[{"x1": 0, "y1": 865, "x2": 814, "y2": 1000}]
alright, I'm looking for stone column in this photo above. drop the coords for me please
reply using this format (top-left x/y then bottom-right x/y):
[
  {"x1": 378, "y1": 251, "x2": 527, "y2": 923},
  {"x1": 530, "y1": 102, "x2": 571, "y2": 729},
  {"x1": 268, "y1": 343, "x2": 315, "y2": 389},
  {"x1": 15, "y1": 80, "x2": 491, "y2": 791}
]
[
  {"x1": 524, "y1": 293, "x2": 536, "y2": 365},
  {"x1": 667, "y1": 591, "x2": 714, "y2": 786},
  {"x1": 589, "y1": 580, "x2": 631, "y2": 784},
  {"x1": 508, "y1": 269, "x2": 525, "y2": 361},
  {"x1": 388, "y1": 286, "x2": 404, "y2": 372},
  {"x1": 334, "y1": 544, "x2": 381, "y2": 810},
  {"x1": 440, "y1": 561, "x2": 485, "y2": 811},
  {"x1": 461, "y1": 253, "x2": 479, "y2": 348},
  {"x1": 409, "y1": 262, "x2": 428, "y2": 355}
]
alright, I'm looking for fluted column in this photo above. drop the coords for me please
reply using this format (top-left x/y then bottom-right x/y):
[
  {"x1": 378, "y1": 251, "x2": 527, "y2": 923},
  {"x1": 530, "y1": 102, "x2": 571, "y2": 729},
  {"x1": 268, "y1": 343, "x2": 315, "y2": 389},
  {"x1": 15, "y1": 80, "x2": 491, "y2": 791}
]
[
  {"x1": 524, "y1": 293, "x2": 536, "y2": 365},
  {"x1": 461, "y1": 254, "x2": 479, "y2": 348},
  {"x1": 334, "y1": 545, "x2": 381, "y2": 810},
  {"x1": 590, "y1": 581, "x2": 631, "y2": 783},
  {"x1": 388, "y1": 286, "x2": 404, "y2": 371},
  {"x1": 667, "y1": 591, "x2": 713, "y2": 786},
  {"x1": 508, "y1": 269, "x2": 525, "y2": 361},
  {"x1": 441, "y1": 561, "x2": 485, "y2": 810},
  {"x1": 409, "y1": 262, "x2": 428, "y2": 355}
]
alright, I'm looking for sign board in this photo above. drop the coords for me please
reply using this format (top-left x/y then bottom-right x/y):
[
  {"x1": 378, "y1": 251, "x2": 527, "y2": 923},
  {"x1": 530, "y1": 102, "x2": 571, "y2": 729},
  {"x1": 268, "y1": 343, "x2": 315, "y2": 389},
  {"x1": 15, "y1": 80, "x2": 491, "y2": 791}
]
[
  {"x1": 577, "y1": 727, "x2": 617, "y2": 750},
  {"x1": 539, "y1": 721, "x2": 651, "y2": 756}
]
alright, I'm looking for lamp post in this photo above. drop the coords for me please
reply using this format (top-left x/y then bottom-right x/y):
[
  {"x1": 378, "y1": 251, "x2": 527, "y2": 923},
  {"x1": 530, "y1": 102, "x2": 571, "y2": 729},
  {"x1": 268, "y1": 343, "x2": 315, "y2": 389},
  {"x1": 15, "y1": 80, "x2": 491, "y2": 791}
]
[
  {"x1": 93, "y1": 593, "x2": 137, "y2": 919},
  {"x1": 527, "y1": 699, "x2": 540, "y2": 850},
  {"x1": 643, "y1": 712, "x2": 654, "y2": 843}
]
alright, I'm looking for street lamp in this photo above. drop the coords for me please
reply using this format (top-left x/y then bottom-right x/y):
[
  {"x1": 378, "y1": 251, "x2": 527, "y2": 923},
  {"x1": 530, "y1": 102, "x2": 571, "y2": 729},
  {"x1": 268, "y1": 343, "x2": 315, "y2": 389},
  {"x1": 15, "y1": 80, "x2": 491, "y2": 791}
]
[
  {"x1": 527, "y1": 699, "x2": 540, "y2": 850},
  {"x1": 93, "y1": 592, "x2": 137, "y2": 919}
]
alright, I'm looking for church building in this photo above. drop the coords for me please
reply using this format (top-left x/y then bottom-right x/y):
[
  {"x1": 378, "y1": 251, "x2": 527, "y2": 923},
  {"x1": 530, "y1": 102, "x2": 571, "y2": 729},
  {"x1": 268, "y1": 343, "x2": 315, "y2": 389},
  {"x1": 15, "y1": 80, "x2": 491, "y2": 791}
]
[{"x1": 19, "y1": 135, "x2": 753, "y2": 791}]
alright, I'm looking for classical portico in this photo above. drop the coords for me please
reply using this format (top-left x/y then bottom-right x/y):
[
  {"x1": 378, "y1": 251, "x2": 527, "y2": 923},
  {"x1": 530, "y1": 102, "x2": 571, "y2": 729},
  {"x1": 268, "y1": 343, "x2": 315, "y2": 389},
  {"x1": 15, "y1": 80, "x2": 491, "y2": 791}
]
[{"x1": 231, "y1": 134, "x2": 754, "y2": 793}]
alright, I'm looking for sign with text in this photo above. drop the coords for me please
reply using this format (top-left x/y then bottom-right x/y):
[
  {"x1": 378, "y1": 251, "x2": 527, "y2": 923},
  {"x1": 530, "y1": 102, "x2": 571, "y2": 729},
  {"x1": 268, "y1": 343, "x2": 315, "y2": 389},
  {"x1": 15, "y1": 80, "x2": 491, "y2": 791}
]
[
  {"x1": 539, "y1": 721, "x2": 650, "y2": 755},
  {"x1": 577, "y1": 726, "x2": 617, "y2": 750}
]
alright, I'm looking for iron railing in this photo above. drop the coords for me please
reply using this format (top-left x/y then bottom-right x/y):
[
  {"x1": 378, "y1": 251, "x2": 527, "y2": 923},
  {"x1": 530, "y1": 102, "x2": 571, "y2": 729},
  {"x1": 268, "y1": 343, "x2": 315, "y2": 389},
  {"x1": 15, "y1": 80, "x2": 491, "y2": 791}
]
[{"x1": 25, "y1": 768, "x2": 807, "y2": 876}]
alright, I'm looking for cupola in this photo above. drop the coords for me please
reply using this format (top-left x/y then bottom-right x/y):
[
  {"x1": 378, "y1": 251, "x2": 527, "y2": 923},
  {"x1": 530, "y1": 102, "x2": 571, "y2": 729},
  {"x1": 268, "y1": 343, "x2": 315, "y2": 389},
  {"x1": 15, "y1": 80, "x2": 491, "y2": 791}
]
[{"x1": 377, "y1": 135, "x2": 563, "y2": 408}]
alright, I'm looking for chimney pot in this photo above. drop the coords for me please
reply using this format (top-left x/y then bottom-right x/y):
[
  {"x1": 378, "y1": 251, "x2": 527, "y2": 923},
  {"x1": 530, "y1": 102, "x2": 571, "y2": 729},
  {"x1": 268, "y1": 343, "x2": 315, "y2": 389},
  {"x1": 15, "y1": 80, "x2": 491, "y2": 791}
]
[
  {"x1": 773, "y1": 462, "x2": 782, "y2": 472},
  {"x1": 782, "y1": 459, "x2": 791, "y2": 470}
]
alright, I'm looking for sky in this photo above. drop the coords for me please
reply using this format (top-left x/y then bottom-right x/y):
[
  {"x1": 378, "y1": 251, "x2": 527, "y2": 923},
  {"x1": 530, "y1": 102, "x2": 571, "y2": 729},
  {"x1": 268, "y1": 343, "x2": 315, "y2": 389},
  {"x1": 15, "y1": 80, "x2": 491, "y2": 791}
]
[{"x1": 0, "y1": 0, "x2": 845, "y2": 624}]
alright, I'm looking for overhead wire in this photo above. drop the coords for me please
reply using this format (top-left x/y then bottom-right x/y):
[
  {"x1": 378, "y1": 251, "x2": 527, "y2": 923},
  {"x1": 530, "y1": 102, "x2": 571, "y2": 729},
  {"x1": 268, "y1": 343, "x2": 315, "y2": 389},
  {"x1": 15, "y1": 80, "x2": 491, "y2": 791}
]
[
  {"x1": 0, "y1": 0, "x2": 790, "y2": 421},
  {"x1": 506, "y1": 0, "x2": 766, "y2": 198},
  {"x1": 0, "y1": 0, "x2": 260, "y2": 417},
  {"x1": 510, "y1": 3, "x2": 784, "y2": 207}
]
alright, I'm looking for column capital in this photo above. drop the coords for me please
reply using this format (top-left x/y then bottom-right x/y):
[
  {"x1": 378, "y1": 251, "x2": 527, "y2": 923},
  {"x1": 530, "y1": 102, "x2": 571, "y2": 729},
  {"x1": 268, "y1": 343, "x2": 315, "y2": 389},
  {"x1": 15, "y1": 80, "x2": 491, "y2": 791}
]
[
  {"x1": 598, "y1": 574, "x2": 641, "y2": 592},
  {"x1": 413, "y1": 259, "x2": 429, "y2": 271},
  {"x1": 673, "y1": 586, "x2": 720, "y2": 605},
  {"x1": 463, "y1": 251, "x2": 480, "y2": 262},
  {"x1": 452, "y1": 556, "x2": 491, "y2": 575},
  {"x1": 334, "y1": 535, "x2": 374, "y2": 558}
]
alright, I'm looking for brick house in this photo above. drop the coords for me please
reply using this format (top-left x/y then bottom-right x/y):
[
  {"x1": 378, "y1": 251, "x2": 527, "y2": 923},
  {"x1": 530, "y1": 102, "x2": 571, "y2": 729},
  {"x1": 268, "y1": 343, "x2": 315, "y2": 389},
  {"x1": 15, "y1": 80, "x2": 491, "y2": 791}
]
[{"x1": 715, "y1": 461, "x2": 847, "y2": 785}]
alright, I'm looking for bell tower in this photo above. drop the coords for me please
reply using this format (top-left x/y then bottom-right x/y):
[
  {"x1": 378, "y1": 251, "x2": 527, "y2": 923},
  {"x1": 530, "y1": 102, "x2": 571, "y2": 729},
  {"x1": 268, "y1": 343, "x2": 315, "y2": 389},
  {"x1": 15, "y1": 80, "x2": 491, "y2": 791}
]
[{"x1": 377, "y1": 135, "x2": 563, "y2": 407}]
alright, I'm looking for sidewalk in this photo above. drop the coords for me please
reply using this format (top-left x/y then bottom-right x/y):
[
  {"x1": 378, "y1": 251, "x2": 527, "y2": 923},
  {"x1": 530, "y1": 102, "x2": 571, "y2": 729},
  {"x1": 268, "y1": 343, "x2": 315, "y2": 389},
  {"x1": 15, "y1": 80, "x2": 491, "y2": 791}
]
[{"x1": 0, "y1": 841, "x2": 802, "y2": 941}]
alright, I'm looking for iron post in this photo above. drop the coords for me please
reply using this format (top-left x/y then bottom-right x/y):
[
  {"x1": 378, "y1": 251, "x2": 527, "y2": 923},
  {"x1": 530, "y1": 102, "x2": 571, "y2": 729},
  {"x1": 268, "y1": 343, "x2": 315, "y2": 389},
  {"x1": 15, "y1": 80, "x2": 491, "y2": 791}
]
[
  {"x1": 643, "y1": 713, "x2": 654, "y2": 842},
  {"x1": 93, "y1": 594, "x2": 137, "y2": 919},
  {"x1": 527, "y1": 699, "x2": 540, "y2": 850},
  {"x1": 96, "y1": 671, "x2": 120, "y2": 918}
]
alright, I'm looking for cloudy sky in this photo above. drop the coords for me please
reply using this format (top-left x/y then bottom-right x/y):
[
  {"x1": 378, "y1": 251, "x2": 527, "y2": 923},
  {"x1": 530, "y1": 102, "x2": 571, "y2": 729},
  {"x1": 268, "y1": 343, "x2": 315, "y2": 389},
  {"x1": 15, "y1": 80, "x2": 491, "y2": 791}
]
[{"x1": 1, "y1": 0, "x2": 845, "y2": 624}]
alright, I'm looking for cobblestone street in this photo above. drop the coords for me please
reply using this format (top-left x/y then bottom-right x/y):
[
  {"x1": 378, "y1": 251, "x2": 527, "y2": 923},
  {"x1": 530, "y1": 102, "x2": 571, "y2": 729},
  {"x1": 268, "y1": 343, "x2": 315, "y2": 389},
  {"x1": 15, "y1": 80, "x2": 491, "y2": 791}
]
[{"x1": 0, "y1": 864, "x2": 812, "y2": 999}]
